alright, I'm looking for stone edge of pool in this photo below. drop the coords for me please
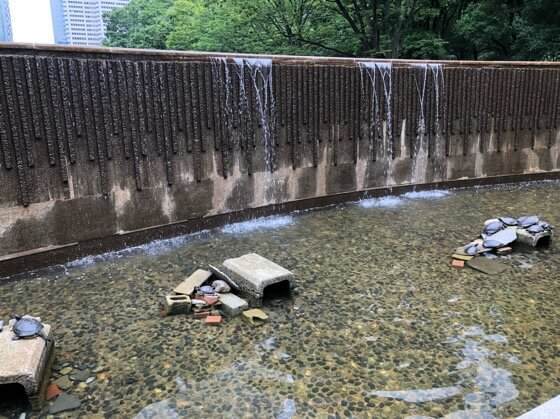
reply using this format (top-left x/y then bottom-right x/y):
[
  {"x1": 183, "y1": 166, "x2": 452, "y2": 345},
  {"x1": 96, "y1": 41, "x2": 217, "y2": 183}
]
[{"x1": 1, "y1": 171, "x2": 559, "y2": 279}]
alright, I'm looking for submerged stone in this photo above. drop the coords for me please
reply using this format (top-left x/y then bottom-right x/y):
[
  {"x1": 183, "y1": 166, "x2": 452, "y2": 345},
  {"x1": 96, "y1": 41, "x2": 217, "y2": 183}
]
[
  {"x1": 467, "y1": 257, "x2": 507, "y2": 275},
  {"x1": 371, "y1": 386, "x2": 462, "y2": 403},
  {"x1": 49, "y1": 393, "x2": 81, "y2": 414}
]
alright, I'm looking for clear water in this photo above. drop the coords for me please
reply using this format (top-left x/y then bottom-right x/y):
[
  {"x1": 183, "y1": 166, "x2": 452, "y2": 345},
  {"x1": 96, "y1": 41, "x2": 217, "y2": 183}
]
[{"x1": 0, "y1": 181, "x2": 559, "y2": 418}]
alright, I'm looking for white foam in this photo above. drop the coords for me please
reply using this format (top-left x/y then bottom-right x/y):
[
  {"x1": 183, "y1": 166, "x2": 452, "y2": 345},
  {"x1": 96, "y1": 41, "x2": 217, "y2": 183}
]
[
  {"x1": 65, "y1": 230, "x2": 210, "y2": 268},
  {"x1": 221, "y1": 215, "x2": 294, "y2": 234},
  {"x1": 358, "y1": 196, "x2": 404, "y2": 208},
  {"x1": 403, "y1": 190, "x2": 450, "y2": 199}
]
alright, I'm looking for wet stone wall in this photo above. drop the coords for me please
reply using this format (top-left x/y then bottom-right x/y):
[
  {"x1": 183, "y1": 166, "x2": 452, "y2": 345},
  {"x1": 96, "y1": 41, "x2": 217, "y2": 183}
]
[{"x1": 0, "y1": 45, "x2": 559, "y2": 271}]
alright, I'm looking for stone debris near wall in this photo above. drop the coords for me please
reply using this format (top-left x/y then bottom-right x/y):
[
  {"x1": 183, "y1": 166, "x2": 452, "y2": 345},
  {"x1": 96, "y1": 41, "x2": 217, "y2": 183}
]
[
  {"x1": 164, "y1": 253, "x2": 292, "y2": 325},
  {"x1": 452, "y1": 215, "x2": 553, "y2": 273}
]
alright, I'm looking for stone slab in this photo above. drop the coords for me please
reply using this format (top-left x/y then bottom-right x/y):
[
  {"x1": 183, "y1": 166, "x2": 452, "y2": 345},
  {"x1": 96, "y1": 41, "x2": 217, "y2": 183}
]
[
  {"x1": 173, "y1": 269, "x2": 212, "y2": 295},
  {"x1": 466, "y1": 257, "x2": 507, "y2": 275},
  {"x1": 219, "y1": 293, "x2": 249, "y2": 317},
  {"x1": 222, "y1": 253, "x2": 293, "y2": 304},
  {"x1": 517, "y1": 395, "x2": 560, "y2": 419},
  {"x1": 0, "y1": 317, "x2": 52, "y2": 394}
]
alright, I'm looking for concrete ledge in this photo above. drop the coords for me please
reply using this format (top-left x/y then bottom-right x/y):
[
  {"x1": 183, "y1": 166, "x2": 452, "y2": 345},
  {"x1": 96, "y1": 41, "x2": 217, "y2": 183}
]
[{"x1": 1, "y1": 170, "x2": 559, "y2": 279}]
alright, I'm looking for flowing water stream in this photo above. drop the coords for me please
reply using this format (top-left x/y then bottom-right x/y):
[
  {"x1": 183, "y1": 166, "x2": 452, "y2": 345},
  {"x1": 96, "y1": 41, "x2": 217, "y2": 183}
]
[{"x1": 0, "y1": 180, "x2": 559, "y2": 418}]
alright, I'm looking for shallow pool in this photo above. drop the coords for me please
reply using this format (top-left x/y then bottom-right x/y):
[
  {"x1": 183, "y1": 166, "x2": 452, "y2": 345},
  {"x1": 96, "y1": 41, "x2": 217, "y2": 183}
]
[{"x1": 1, "y1": 181, "x2": 559, "y2": 418}]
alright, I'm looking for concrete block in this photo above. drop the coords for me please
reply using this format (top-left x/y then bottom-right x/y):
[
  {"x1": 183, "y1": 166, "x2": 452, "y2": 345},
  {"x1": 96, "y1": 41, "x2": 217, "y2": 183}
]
[
  {"x1": 219, "y1": 293, "x2": 249, "y2": 317},
  {"x1": 516, "y1": 228, "x2": 552, "y2": 248},
  {"x1": 0, "y1": 317, "x2": 52, "y2": 395},
  {"x1": 222, "y1": 253, "x2": 293, "y2": 305},
  {"x1": 162, "y1": 294, "x2": 191, "y2": 316},
  {"x1": 174, "y1": 269, "x2": 212, "y2": 295}
]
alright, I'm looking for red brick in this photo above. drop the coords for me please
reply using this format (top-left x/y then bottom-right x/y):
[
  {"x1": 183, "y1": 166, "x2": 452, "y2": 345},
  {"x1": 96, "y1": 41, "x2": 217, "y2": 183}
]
[
  {"x1": 46, "y1": 383, "x2": 62, "y2": 401},
  {"x1": 193, "y1": 310, "x2": 210, "y2": 319},
  {"x1": 205, "y1": 315, "x2": 222, "y2": 325},
  {"x1": 451, "y1": 259, "x2": 465, "y2": 268},
  {"x1": 202, "y1": 295, "x2": 219, "y2": 306}
]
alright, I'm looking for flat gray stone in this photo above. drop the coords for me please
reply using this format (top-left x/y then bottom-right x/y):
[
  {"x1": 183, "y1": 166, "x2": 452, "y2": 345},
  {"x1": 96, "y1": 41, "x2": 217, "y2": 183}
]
[
  {"x1": 0, "y1": 317, "x2": 52, "y2": 395},
  {"x1": 467, "y1": 257, "x2": 507, "y2": 275},
  {"x1": 219, "y1": 293, "x2": 248, "y2": 317},
  {"x1": 518, "y1": 395, "x2": 560, "y2": 418},
  {"x1": 222, "y1": 253, "x2": 293, "y2": 304},
  {"x1": 49, "y1": 393, "x2": 81, "y2": 414},
  {"x1": 70, "y1": 368, "x2": 91, "y2": 382},
  {"x1": 174, "y1": 269, "x2": 212, "y2": 295},
  {"x1": 53, "y1": 375, "x2": 73, "y2": 390}
]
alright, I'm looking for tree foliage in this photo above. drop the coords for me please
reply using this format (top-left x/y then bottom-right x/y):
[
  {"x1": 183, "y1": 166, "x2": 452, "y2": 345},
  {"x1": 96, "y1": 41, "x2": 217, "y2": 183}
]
[{"x1": 103, "y1": 0, "x2": 559, "y2": 60}]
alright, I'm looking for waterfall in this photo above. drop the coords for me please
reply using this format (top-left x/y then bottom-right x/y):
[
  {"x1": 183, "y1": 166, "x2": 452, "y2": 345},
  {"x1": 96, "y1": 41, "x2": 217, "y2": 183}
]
[
  {"x1": 410, "y1": 63, "x2": 445, "y2": 184},
  {"x1": 359, "y1": 62, "x2": 393, "y2": 185},
  {"x1": 234, "y1": 58, "x2": 276, "y2": 173}
]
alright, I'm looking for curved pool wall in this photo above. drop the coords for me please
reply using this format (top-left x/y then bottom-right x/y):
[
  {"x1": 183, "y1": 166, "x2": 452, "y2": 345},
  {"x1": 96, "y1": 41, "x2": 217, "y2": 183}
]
[{"x1": 0, "y1": 43, "x2": 559, "y2": 275}]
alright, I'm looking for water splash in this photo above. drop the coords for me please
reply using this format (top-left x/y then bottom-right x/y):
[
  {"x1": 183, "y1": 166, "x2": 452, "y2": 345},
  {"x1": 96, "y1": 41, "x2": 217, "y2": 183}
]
[
  {"x1": 233, "y1": 58, "x2": 276, "y2": 172},
  {"x1": 221, "y1": 215, "x2": 294, "y2": 234},
  {"x1": 403, "y1": 190, "x2": 450, "y2": 199},
  {"x1": 358, "y1": 196, "x2": 404, "y2": 208},
  {"x1": 65, "y1": 230, "x2": 210, "y2": 268},
  {"x1": 410, "y1": 64, "x2": 445, "y2": 184},
  {"x1": 359, "y1": 62, "x2": 393, "y2": 185}
]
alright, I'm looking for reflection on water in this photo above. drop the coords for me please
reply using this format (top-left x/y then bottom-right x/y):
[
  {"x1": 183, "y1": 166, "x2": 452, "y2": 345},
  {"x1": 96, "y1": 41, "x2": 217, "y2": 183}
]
[{"x1": 0, "y1": 182, "x2": 559, "y2": 418}]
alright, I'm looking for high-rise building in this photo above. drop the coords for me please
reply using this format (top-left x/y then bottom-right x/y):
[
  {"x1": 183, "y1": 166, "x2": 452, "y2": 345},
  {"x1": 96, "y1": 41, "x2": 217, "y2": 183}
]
[
  {"x1": 50, "y1": 0, "x2": 129, "y2": 46},
  {"x1": 0, "y1": 0, "x2": 13, "y2": 42}
]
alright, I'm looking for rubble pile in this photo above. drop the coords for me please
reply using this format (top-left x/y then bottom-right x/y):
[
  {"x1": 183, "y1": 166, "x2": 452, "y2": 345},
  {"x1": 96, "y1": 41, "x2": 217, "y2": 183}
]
[
  {"x1": 452, "y1": 215, "x2": 553, "y2": 273},
  {"x1": 161, "y1": 253, "x2": 293, "y2": 326}
]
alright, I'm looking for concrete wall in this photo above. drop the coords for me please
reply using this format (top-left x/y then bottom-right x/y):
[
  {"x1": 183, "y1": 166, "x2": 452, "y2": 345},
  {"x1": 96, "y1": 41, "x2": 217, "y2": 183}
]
[{"x1": 1, "y1": 44, "x2": 559, "y2": 275}]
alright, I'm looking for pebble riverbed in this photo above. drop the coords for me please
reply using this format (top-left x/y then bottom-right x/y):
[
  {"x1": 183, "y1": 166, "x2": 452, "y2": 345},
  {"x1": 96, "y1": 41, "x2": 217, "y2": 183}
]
[{"x1": 0, "y1": 181, "x2": 559, "y2": 418}]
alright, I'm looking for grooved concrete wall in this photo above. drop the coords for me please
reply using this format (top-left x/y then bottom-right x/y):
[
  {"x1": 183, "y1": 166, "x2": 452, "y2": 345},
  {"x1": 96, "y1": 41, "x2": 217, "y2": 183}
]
[{"x1": 0, "y1": 44, "x2": 559, "y2": 273}]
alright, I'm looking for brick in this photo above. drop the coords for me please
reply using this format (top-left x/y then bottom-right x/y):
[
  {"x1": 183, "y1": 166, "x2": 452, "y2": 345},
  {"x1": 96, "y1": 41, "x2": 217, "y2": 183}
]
[
  {"x1": 193, "y1": 310, "x2": 210, "y2": 319},
  {"x1": 205, "y1": 315, "x2": 222, "y2": 325},
  {"x1": 162, "y1": 294, "x2": 191, "y2": 316},
  {"x1": 202, "y1": 295, "x2": 219, "y2": 306},
  {"x1": 46, "y1": 383, "x2": 62, "y2": 401},
  {"x1": 451, "y1": 259, "x2": 465, "y2": 268},
  {"x1": 174, "y1": 269, "x2": 212, "y2": 296},
  {"x1": 219, "y1": 293, "x2": 249, "y2": 317}
]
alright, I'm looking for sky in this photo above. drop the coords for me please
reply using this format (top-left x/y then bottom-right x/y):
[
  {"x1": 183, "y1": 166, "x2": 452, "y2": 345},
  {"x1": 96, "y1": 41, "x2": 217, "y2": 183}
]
[{"x1": 9, "y1": 0, "x2": 54, "y2": 44}]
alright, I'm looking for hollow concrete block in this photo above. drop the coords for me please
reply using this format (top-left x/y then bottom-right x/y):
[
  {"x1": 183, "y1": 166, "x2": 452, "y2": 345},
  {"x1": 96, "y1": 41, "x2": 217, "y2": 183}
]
[
  {"x1": 0, "y1": 318, "x2": 52, "y2": 396},
  {"x1": 221, "y1": 253, "x2": 293, "y2": 306}
]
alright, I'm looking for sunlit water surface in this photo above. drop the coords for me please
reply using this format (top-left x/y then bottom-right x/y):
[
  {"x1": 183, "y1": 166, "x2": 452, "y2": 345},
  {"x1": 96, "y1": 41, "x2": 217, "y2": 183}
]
[{"x1": 0, "y1": 181, "x2": 559, "y2": 418}]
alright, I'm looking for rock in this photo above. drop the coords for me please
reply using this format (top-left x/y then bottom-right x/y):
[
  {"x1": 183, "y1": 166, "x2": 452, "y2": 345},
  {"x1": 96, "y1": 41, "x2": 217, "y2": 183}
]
[
  {"x1": 208, "y1": 264, "x2": 239, "y2": 290},
  {"x1": 161, "y1": 294, "x2": 191, "y2": 316},
  {"x1": 70, "y1": 369, "x2": 91, "y2": 382},
  {"x1": 46, "y1": 383, "x2": 62, "y2": 401},
  {"x1": 54, "y1": 375, "x2": 73, "y2": 390},
  {"x1": 173, "y1": 269, "x2": 212, "y2": 296},
  {"x1": 198, "y1": 285, "x2": 215, "y2": 294},
  {"x1": 242, "y1": 308, "x2": 269, "y2": 326},
  {"x1": 483, "y1": 226, "x2": 517, "y2": 247},
  {"x1": 219, "y1": 293, "x2": 249, "y2": 317},
  {"x1": 466, "y1": 257, "x2": 507, "y2": 275},
  {"x1": 86, "y1": 377, "x2": 95, "y2": 384},
  {"x1": 49, "y1": 393, "x2": 81, "y2": 414},
  {"x1": 222, "y1": 253, "x2": 294, "y2": 306},
  {"x1": 59, "y1": 366, "x2": 73, "y2": 375},
  {"x1": 496, "y1": 246, "x2": 512, "y2": 255},
  {"x1": 212, "y1": 280, "x2": 231, "y2": 293}
]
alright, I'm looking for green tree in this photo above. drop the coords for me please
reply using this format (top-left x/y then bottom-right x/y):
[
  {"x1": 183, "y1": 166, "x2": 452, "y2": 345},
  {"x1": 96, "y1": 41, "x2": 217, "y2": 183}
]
[{"x1": 103, "y1": 0, "x2": 173, "y2": 49}]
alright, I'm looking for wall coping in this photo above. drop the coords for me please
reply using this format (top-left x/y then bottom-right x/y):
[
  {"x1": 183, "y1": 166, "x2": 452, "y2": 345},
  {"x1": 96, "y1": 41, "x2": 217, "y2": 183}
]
[{"x1": 0, "y1": 42, "x2": 559, "y2": 68}]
